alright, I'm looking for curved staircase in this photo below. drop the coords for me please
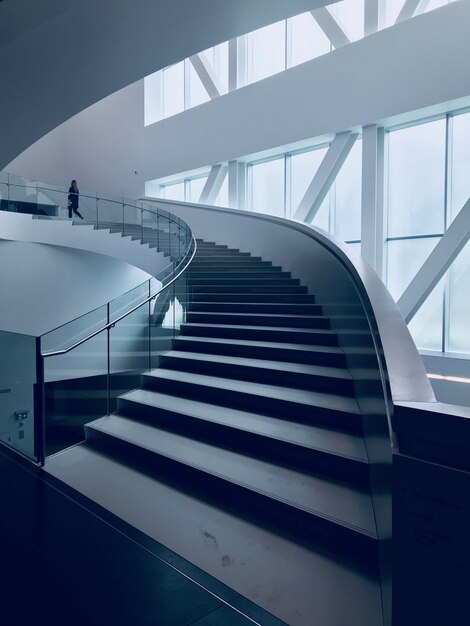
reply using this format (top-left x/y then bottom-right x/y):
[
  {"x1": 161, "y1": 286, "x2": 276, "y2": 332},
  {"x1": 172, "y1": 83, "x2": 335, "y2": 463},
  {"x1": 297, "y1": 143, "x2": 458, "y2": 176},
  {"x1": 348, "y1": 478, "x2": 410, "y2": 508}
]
[{"x1": 46, "y1": 240, "x2": 386, "y2": 626}]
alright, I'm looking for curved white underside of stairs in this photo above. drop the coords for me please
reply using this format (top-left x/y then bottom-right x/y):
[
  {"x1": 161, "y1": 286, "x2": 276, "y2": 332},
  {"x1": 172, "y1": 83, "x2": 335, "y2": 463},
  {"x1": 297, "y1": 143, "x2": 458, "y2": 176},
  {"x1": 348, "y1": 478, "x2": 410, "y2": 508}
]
[
  {"x1": 0, "y1": 211, "x2": 166, "y2": 276},
  {"x1": 0, "y1": 211, "x2": 170, "y2": 336}
]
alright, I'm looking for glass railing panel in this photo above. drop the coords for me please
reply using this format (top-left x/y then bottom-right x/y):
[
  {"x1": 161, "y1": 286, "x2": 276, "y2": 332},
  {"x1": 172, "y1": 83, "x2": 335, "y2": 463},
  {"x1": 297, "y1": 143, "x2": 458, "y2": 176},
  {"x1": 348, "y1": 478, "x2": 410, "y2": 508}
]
[
  {"x1": 123, "y1": 202, "x2": 141, "y2": 237},
  {"x1": 109, "y1": 303, "x2": 150, "y2": 411},
  {"x1": 41, "y1": 305, "x2": 108, "y2": 354},
  {"x1": 150, "y1": 286, "x2": 176, "y2": 369},
  {"x1": 7, "y1": 178, "x2": 57, "y2": 217},
  {"x1": 43, "y1": 331, "x2": 108, "y2": 457},
  {"x1": 109, "y1": 281, "x2": 150, "y2": 323},
  {"x1": 0, "y1": 331, "x2": 38, "y2": 461},
  {"x1": 96, "y1": 197, "x2": 123, "y2": 230}
]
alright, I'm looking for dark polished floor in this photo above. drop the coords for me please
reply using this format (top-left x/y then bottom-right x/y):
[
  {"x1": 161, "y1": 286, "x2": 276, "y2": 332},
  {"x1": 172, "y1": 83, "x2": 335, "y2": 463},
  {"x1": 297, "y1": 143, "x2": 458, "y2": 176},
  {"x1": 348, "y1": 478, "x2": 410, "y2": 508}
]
[{"x1": 0, "y1": 445, "x2": 284, "y2": 626}]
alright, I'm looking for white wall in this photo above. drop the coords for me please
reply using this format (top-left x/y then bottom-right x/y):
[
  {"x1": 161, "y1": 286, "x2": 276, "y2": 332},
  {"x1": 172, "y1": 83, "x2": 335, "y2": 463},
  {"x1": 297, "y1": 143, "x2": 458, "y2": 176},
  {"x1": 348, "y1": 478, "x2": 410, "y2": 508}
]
[
  {"x1": 0, "y1": 240, "x2": 150, "y2": 336},
  {"x1": 0, "y1": 331, "x2": 36, "y2": 459}
]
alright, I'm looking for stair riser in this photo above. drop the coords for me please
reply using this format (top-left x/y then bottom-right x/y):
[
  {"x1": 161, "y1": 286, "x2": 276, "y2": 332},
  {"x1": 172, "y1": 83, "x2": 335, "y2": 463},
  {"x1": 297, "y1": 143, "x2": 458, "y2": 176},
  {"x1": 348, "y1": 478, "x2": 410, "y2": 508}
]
[
  {"x1": 189, "y1": 264, "x2": 277, "y2": 271},
  {"x1": 117, "y1": 397, "x2": 369, "y2": 487},
  {"x1": 188, "y1": 278, "x2": 299, "y2": 286},
  {"x1": 192, "y1": 258, "x2": 264, "y2": 264},
  {"x1": 185, "y1": 313, "x2": 330, "y2": 329},
  {"x1": 188, "y1": 303, "x2": 323, "y2": 314},
  {"x1": 181, "y1": 325, "x2": 338, "y2": 346},
  {"x1": 172, "y1": 337, "x2": 346, "y2": 367},
  {"x1": 85, "y1": 431, "x2": 377, "y2": 566},
  {"x1": 190, "y1": 293, "x2": 316, "y2": 303},
  {"x1": 157, "y1": 356, "x2": 355, "y2": 395},
  {"x1": 141, "y1": 375, "x2": 361, "y2": 433},
  {"x1": 188, "y1": 272, "x2": 291, "y2": 279},
  {"x1": 189, "y1": 285, "x2": 308, "y2": 294}
]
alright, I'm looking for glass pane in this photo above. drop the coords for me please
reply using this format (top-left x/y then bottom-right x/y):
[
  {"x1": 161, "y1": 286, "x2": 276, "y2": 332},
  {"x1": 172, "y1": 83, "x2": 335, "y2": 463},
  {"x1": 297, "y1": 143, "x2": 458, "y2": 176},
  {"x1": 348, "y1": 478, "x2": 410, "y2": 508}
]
[
  {"x1": 448, "y1": 241, "x2": 470, "y2": 353},
  {"x1": 408, "y1": 280, "x2": 444, "y2": 352},
  {"x1": 425, "y1": 0, "x2": 452, "y2": 12},
  {"x1": 329, "y1": 0, "x2": 364, "y2": 41},
  {"x1": 201, "y1": 42, "x2": 229, "y2": 93},
  {"x1": 150, "y1": 287, "x2": 176, "y2": 369},
  {"x1": 144, "y1": 71, "x2": 162, "y2": 126},
  {"x1": 0, "y1": 331, "x2": 37, "y2": 461},
  {"x1": 109, "y1": 304, "x2": 149, "y2": 412},
  {"x1": 335, "y1": 140, "x2": 362, "y2": 241},
  {"x1": 189, "y1": 176, "x2": 208, "y2": 203},
  {"x1": 96, "y1": 197, "x2": 122, "y2": 229},
  {"x1": 41, "y1": 305, "x2": 108, "y2": 354},
  {"x1": 311, "y1": 196, "x2": 330, "y2": 232},
  {"x1": 144, "y1": 180, "x2": 163, "y2": 198},
  {"x1": 386, "y1": 237, "x2": 440, "y2": 300},
  {"x1": 44, "y1": 331, "x2": 107, "y2": 456},
  {"x1": 163, "y1": 182, "x2": 185, "y2": 201},
  {"x1": 251, "y1": 158, "x2": 285, "y2": 217},
  {"x1": 386, "y1": 0, "x2": 406, "y2": 26},
  {"x1": 163, "y1": 62, "x2": 185, "y2": 118},
  {"x1": 247, "y1": 21, "x2": 286, "y2": 83},
  {"x1": 215, "y1": 175, "x2": 229, "y2": 207},
  {"x1": 188, "y1": 62, "x2": 210, "y2": 108},
  {"x1": 450, "y1": 111, "x2": 470, "y2": 222},
  {"x1": 109, "y1": 282, "x2": 149, "y2": 323},
  {"x1": 289, "y1": 13, "x2": 331, "y2": 67},
  {"x1": 290, "y1": 147, "x2": 328, "y2": 217},
  {"x1": 387, "y1": 119, "x2": 446, "y2": 237}
]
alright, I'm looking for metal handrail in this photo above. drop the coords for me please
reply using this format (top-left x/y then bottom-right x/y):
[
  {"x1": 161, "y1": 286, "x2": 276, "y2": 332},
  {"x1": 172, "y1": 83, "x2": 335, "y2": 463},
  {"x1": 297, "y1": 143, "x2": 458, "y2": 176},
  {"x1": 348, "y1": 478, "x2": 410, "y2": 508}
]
[
  {"x1": 4, "y1": 180, "x2": 191, "y2": 233},
  {"x1": 42, "y1": 237, "x2": 197, "y2": 358}
]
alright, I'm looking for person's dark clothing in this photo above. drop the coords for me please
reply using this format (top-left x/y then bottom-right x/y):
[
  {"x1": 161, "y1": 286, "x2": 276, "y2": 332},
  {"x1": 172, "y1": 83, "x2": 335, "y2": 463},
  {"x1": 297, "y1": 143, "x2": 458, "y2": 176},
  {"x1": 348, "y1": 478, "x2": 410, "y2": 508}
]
[{"x1": 68, "y1": 187, "x2": 83, "y2": 219}]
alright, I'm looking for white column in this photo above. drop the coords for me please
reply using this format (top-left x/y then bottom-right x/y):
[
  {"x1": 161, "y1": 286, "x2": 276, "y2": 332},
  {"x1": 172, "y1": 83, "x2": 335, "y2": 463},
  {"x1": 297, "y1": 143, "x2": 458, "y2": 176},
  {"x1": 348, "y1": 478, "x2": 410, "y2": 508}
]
[
  {"x1": 361, "y1": 125, "x2": 385, "y2": 275},
  {"x1": 364, "y1": 0, "x2": 386, "y2": 35}
]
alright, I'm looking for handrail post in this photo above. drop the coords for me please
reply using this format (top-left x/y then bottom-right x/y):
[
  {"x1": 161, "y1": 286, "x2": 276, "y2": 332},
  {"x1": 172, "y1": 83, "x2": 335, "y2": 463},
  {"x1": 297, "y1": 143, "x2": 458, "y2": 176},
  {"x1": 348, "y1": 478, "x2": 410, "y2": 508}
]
[
  {"x1": 96, "y1": 194, "x2": 99, "y2": 228},
  {"x1": 106, "y1": 302, "x2": 111, "y2": 416},
  {"x1": 148, "y1": 280, "x2": 151, "y2": 371},
  {"x1": 35, "y1": 337, "x2": 46, "y2": 466}
]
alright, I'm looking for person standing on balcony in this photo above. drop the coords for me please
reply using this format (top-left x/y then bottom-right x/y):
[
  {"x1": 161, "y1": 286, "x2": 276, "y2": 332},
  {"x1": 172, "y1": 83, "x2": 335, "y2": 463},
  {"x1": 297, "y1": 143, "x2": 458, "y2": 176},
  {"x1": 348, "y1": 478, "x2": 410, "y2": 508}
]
[{"x1": 68, "y1": 179, "x2": 83, "y2": 219}]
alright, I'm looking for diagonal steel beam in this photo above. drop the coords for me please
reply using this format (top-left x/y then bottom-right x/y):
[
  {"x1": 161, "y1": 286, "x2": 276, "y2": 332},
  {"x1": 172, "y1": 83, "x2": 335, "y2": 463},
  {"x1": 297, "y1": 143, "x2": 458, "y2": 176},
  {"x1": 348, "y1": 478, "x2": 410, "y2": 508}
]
[
  {"x1": 293, "y1": 132, "x2": 358, "y2": 224},
  {"x1": 398, "y1": 197, "x2": 470, "y2": 323},
  {"x1": 198, "y1": 164, "x2": 227, "y2": 204},
  {"x1": 310, "y1": 8, "x2": 351, "y2": 48},
  {"x1": 189, "y1": 53, "x2": 223, "y2": 99},
  {"x1": 395, "y1": 0, "x2": 432, "y2": 24}
]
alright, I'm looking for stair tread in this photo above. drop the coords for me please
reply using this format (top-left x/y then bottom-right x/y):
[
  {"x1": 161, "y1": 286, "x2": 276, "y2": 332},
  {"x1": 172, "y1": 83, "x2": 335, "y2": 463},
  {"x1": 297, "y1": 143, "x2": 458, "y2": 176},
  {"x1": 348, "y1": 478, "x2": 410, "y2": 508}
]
[
  {"x1": 45, "y1": 446, "x2": 383, "y2": 626},
  {"x1": 90, "y1": 414, "x2": 375, "y2": 535},
  {"x1": 162, "y1": 350, "x2": 352, "y2": 380},
  {"x1": 144, "y1": 369, "x2": 360, "y2": 414},
  {"x1": 121, "y1": 388, "x2": 368, "y2": 462},
  {"x1": 174, "y1": 335, "x2": 344, "y2": 354}
]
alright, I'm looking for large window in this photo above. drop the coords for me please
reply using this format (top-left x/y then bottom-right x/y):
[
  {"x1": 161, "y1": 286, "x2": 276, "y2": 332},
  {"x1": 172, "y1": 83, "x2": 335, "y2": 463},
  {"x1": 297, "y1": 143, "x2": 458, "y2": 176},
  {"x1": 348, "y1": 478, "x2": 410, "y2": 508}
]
[
  {"x1": 247, "y1": 21, "x2": 286, "y2": 84},
  {"x1": 144, "y1": 2, "x2": 459, "y2": 124},
  {"x1": 386, "y1": 111, "x2": 470, "y2": 355},
  {"x1": 250, "y1": 158, "x2": 285, "y2": 217}
]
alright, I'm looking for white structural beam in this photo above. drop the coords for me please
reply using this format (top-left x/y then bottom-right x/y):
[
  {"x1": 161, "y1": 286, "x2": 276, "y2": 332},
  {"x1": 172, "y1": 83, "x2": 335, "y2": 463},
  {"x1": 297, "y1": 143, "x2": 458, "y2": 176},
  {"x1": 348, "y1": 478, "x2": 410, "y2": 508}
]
[
  {"x1": 294, "y1": 132, "x2": 358, "y2": 223},
  {"x1": 189, "y1": 53, "x2": 223, "y2": 99},
  {"x1": 364, "y1": 0, "x2": 386, "y2": 35},
  {"x1": 361, "y1": 125, "x2": 385, "y2": 275},
  {"x1": 310, "y1": 8, "x2": 351, "y2": 49},
  {"x1": 199, "y1": 164, "x2": 227, "y2": 204},
  {"x1": 398, "y1": 198, "x2": 470, "y2": 323},
  {"x1": 395, "y1": 0, "x2": 432, "y2": 23}
]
